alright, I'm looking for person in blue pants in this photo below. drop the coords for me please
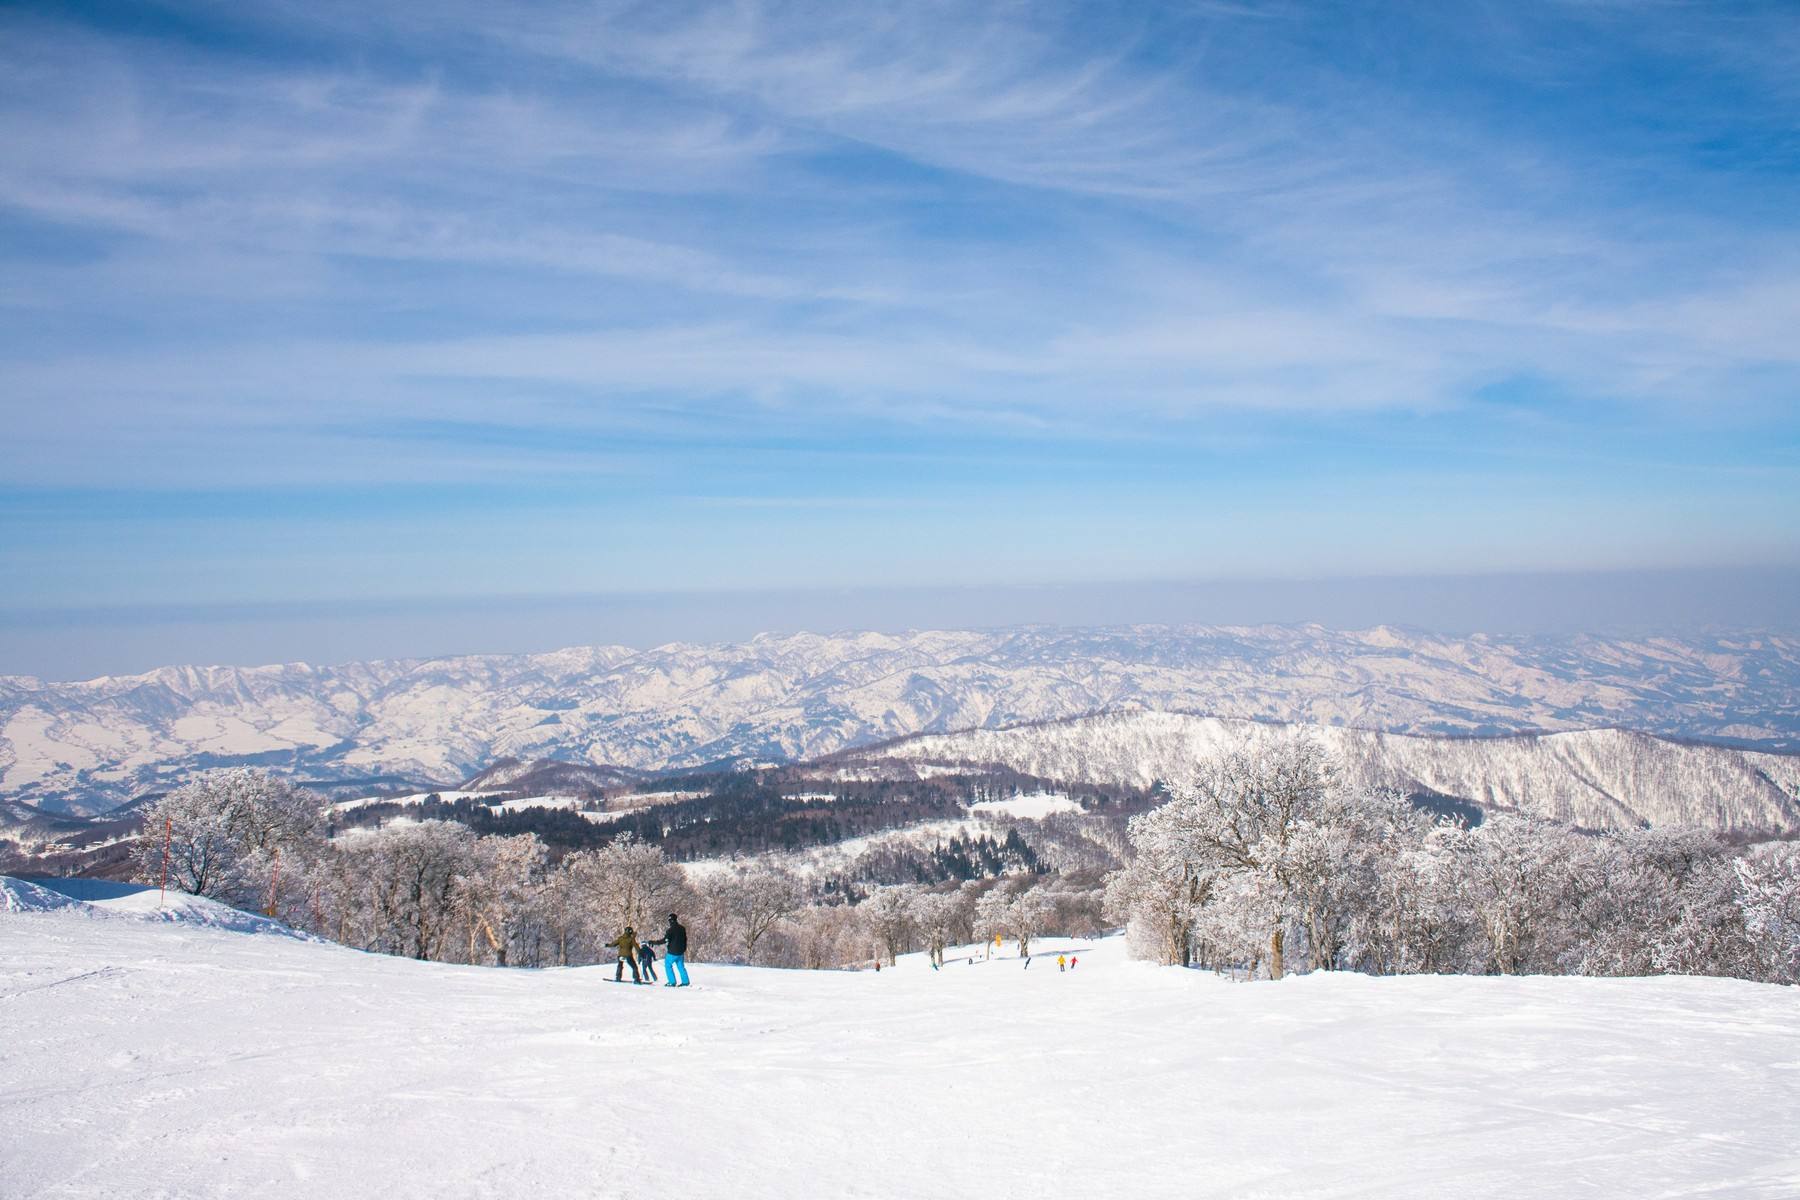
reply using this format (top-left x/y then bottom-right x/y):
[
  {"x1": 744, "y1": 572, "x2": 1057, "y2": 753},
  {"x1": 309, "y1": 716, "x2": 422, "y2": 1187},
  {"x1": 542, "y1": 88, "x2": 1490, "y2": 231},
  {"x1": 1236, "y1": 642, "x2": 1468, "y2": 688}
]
[{"x1": 649, "y1": 913, "x2": 690, "y2": 987}]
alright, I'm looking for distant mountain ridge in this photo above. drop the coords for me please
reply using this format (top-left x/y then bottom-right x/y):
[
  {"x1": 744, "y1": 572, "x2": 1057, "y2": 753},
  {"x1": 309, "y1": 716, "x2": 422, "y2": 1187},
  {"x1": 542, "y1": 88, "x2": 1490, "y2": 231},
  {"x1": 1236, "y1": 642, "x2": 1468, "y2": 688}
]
[
  {"x1": 837, "y1": 711, "x2": 1800, "y2": 833},
  {"x1": 3, "y1": 625, "x2": 1797, "y2": 814}
]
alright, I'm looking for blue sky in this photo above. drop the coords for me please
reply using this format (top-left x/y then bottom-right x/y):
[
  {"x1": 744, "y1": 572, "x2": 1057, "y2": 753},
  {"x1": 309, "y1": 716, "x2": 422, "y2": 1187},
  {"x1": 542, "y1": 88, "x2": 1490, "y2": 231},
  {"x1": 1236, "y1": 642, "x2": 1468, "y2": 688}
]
[{"x1": 1, "y1": 1, "x2": 1797, "y2": 676}]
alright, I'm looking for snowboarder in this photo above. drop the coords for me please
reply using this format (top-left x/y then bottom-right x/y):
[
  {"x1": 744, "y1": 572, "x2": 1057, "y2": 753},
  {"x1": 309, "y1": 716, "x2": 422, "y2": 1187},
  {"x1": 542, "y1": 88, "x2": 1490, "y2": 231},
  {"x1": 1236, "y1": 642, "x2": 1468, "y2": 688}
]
[
  {"x1": 647, "y1": 913, "x2": 690, "y2": 987},
  {"x1": 1057, "y1": 953, "x2": 1066, "y2": 972},
  {"x1": 607, "y1": 927, "x2": 642, "y2": 984},
  {"x1": 637, "y1": 939, "x2": 657, "y2": 983}
]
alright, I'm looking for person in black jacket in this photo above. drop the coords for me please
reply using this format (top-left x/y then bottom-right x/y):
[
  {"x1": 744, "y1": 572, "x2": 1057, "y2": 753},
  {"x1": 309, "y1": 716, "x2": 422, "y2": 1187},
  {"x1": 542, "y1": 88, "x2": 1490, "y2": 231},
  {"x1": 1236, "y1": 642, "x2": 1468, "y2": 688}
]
[{"x1": 647, "y1": 913, "x2": 690, "y2": 987}]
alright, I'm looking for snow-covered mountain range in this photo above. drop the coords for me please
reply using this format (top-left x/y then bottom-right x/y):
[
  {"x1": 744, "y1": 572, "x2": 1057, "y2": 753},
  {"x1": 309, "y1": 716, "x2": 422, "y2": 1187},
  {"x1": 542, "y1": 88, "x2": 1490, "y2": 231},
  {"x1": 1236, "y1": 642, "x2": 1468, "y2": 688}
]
[
  {"x1": 3, "y1": 625, "x2": 1797, "y2": 814},
  {"x1": 838, "y1": 711, "x2": 1800, "y2": 833}
]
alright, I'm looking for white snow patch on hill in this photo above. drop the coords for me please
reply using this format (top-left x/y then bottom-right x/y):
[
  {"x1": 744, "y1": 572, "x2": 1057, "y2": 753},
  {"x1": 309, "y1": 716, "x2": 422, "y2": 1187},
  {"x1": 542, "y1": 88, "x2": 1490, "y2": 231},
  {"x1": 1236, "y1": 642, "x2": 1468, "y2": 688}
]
[
  {"x1": 4, "y1": 902, "x2": 1798, "y2": 1198},
  {"x1": 327, "y1": 790, "x2": 501, "y2": 814},
  {"x1": 2, "y1": 877, "x2": 312, "y2": 937},
  {"x1": 487, "y1": 794, "x2": 584, "y2": 814},
  {"x1": 968, "y1": 791, "x2": 1082, "y2": 819},
  {"x1": 1, "y1": 876, "x2": 83, "y2": 913}
]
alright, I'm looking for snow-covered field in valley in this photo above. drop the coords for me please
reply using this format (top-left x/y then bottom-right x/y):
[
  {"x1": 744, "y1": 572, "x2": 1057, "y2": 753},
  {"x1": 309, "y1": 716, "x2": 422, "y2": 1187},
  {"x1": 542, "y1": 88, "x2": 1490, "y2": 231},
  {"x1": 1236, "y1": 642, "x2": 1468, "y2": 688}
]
[{"x1": 4, "y1": 883, "x2": 1799, "y2": 1200}]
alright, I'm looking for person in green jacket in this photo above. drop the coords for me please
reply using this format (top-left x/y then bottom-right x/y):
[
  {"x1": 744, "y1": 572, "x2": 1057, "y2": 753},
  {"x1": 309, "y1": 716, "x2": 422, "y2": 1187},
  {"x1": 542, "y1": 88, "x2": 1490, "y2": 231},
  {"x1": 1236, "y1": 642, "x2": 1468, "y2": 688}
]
[{"x1": 608, "y1": 926, "x2": 642, "y2": 984}]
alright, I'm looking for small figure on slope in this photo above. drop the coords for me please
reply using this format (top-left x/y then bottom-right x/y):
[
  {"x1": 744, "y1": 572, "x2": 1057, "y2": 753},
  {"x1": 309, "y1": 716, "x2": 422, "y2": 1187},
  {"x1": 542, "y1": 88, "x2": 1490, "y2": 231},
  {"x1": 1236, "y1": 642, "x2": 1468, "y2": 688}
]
[
  {"x1": 637, "y1": 938, "x2": 657, "y2": 984},
  {"x1": 607, "y1": 926, "x2": 642, "y2": 984},
  {"x1": 1057, "y1": 953, "x2": 1067, "y2": 972},
  {"x1": 646, "y1": 913, "x2": 690, "y2": 987}
]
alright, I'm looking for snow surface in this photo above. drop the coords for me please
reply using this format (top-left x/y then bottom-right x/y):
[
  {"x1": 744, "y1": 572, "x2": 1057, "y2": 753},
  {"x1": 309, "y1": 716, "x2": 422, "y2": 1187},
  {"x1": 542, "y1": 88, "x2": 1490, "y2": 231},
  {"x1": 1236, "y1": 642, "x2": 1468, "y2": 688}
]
[
  {"x1": 1, "y1": 876, "x2": 82, "y2": 913},
  {"x1": 968, "y1": 791, "x2": 1082, "y2": 819},
  {"x1": 4, "y1": 888, "x2": 1799, "y2": 1199},
  {"x1": 2, "y1": 877, "x2": 310, "y2": 936},
  {"x1": 327, "y1": 790, "x2": 501, "y2": 814}
]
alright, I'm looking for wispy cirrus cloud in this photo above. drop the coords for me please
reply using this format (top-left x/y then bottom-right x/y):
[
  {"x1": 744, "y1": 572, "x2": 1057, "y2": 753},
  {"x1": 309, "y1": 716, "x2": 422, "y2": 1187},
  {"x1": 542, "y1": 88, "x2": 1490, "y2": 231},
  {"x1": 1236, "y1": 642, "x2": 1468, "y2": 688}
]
[{"x1": 0, "y1": 0, "x2": 1796, "y2": 647}]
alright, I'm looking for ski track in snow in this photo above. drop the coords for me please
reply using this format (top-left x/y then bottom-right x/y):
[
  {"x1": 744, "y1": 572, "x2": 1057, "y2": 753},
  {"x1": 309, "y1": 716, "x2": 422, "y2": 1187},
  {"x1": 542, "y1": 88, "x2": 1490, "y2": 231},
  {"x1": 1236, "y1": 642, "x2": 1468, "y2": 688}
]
[{"x1": 4, "y1": 899, "x2": 1800, "y2": 1199}]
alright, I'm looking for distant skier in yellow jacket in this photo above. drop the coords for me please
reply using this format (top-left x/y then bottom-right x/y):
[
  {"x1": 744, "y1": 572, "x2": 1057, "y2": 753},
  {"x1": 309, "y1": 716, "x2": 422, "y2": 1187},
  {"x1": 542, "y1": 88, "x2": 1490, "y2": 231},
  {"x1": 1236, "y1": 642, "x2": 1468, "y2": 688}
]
[{"x1": 608, "y1": 927, "x2": 642, "y2": 984}]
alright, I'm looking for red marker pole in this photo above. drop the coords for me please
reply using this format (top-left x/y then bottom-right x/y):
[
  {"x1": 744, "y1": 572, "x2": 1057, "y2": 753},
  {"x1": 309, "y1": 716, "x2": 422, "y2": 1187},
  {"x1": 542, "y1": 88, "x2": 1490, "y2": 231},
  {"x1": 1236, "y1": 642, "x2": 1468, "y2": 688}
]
[
  {"x1": 158, "y1": 816, "x2": 172, "y2": 909},
  {"x1": 265, "y1": 849, "x2": 281, "y2": 919}
]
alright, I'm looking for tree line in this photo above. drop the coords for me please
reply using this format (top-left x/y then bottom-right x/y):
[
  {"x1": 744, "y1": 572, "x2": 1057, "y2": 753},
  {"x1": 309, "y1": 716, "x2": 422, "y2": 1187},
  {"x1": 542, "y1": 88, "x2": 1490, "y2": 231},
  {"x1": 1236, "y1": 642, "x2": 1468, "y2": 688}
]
[
  {"x1": 133, "y1": 744, "x2": 1799, "y2": 985},
  {"x1": 1103, "y1": 736, "x2": 1800, "y2": 983}
]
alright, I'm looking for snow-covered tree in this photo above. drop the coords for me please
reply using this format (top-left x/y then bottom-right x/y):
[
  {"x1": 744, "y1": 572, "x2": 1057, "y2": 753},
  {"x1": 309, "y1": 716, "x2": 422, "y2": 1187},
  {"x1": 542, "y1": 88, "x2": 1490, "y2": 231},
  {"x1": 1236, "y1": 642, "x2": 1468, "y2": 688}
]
[
  {"x1": 1735, "y1": 842, "x2": 1800, "y2": 984},
  {"x1": 333, "y1": 820, "x2": 477, "y2": 960},
  {"x1": 452, "y1": 833, "x2": 546, "y2": 967},
  {"x1": 975, "y1": 880, "x2": 1053, "y2": 959},
  {"x1": 134, "y1": 769, "x2": 323, "y2": 904},
  {"x1": 860, "y1": 885, "x2": 918, "y2": 966},
  {"x1": 1119, "y1": 735, "x2": 1334, "y2": 978},
  {"x1": 1103, "y1": 820, "x2": 1213, "y2": 966},
  {"x1": 1441, "y1": 814, "x2": 1578, "y2": 975},
  {"x1": 567, "y1": 834, "x2": 689, "y2": 948},
  {"x1": 908, "y1": 889, "x2": 968, "y2": 967},
  {"x1": 702, "y1": 863, "x2": 807, "y2": 964}
]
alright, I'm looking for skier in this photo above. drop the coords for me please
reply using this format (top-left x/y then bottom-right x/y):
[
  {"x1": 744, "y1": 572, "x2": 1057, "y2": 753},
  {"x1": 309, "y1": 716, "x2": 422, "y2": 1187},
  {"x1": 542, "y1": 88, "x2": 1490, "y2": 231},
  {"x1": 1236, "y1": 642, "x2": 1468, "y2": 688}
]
[
  {"x1": 647, "y1": 912, "x2": 690, "y2": 987},
  {"x1": 607, "y1": 926, "x2": 642, "y2": 984},
  {"x1": 637, "y1": 938, "x2": 657, "y2": 984},
  {"x1": 1069, "y1": 956, "x2": 1079, "y2": 971},
  {"x1": 1057, "y1": 953, "x2": 1067, "y2": 972}
]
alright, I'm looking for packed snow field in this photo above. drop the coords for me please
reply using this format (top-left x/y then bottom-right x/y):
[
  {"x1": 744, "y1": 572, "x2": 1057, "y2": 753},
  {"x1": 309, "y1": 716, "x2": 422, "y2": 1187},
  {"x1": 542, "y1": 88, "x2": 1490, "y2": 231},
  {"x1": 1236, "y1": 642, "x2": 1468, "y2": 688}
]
[{"x1": 5, "y1": 881, "x2": 1799, "y2": 1199}]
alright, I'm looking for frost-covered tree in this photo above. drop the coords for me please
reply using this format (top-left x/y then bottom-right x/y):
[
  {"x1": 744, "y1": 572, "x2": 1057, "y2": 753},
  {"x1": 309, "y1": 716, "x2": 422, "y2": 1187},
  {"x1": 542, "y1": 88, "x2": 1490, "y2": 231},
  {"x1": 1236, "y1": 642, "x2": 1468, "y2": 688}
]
[
  {"x1": 1735, "y1": 842, "x2": 1800, "y2": 984},
  {"x1": 908, "y1": 890, "x2": 967, "y2": 967},
  {"x1": 333, "y1": 820, "x2": 477, "y2": 960},
  {"x1": 1122, "y1": 735, "x2": 1334, "y2": 978},
  {"x1": 1103, "y1": 816, "x2": 1214, "y2": 966},
  {"x1": 533, "y1": 858, "x2": 590, "y2": 967},
  {"x1": 452, "y1": 834, "x2": 546, "y2": 967},
  {"x1": 702, "y1": 863, "x2": 806, "y2": 964},
  {"x1": 975, "y1": 880, "x2": 1053, "y2": 959},
  {"x1": 567, "y1": 834, "x2": 689, "y2": 947},
  {"x1": 134, "y1": 769, "x2": 322, "y2": 904},
  {"x1": 1563, "y1": 827, "x2": 1733, "y2": 976},
  {"x1": 779, "y1": 901, "x2": 862, "y2": 970},
  {"x1": 1441, "y1": 814, "x2": 1578, "y2": 975},
  {"x1": 860, "y1": 885, "x2": 918, "y2": 966},
  {"x1": 1366, "y1": 832, "x2": 1477, "y2": 975}
]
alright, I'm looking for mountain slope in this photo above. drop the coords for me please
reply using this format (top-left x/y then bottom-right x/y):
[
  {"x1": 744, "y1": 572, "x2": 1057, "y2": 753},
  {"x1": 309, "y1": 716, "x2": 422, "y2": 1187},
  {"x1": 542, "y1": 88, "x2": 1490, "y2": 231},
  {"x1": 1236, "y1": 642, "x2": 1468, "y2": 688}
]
[
  {"x1": 841, "y1": 711, "x2": 1800, "y2": 833},
  {"x1": 6, "y1": 901, "x2": 1798, "y2": 1199},
  {"x1": 5, "y1": 625, "x2": 1798, "y2": 813}
]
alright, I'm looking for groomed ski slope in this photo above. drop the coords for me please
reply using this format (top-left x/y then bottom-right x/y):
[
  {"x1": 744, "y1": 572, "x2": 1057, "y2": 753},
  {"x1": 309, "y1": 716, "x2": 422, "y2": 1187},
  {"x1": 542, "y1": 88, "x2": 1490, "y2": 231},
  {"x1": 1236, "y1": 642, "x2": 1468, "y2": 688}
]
[{"x1": 4, "y1": 887, "x2": 1799, "y2": 1200}]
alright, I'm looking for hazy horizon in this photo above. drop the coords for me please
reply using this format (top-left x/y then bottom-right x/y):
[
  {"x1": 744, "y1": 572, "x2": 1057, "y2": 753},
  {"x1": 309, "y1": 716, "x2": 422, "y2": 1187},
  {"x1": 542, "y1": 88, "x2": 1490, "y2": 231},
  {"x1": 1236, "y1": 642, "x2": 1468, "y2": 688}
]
[{"x1": 5, "y1": 565, "x2": 1796, "y2": 682}]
